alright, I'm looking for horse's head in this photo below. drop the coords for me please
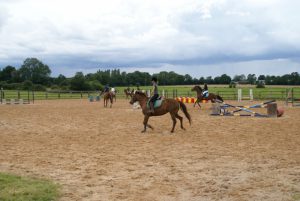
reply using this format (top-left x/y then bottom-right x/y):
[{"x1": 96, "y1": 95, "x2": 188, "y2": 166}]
[{"x1": 129, "y1": 91, "x2": 147, "y2": 105}]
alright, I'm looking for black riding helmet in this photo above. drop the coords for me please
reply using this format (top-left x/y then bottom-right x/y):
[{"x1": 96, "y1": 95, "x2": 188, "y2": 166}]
[{"x1": 151, "y1": 77, "x2": 157, "y2": 82}]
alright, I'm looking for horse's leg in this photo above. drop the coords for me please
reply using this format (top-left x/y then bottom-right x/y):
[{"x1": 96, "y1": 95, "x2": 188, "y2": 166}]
[
  {"x1": 142, "y1": 115, "x2": 150, "y2": 133},
  {"x1": 147, "y1": 124, "x2": 154, "y2": 130},
  {"x1": 170, "y1": 113, "x2": 177, "y2": 133},
  {"x1": 197, "y1": 102, "x2": 201, "y2": 108},
  {"x1": 175, "y1": 113, "x2": 185, "y2": 130},
  {"x1": 110, "y1": 97, "x2": 113, "y2": 108}
]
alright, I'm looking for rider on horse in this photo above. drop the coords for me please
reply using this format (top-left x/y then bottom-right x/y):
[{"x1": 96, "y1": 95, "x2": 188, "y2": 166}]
[
  {"x1": 202, "y1": 83, "x2": 209, "y2": 98},
  {"x1": 104, "y1": 84, "x2": 110, "y2": 93},
  {"x1": 148, "y1": 77, "x2": 159, "y2": 114}
]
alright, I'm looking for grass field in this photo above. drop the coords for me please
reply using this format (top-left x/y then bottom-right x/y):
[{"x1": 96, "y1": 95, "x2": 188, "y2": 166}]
[
  {"x1": 0, "y1": 172, "x2": 59, "y2": 201},
  {"x1": 1, "y1": 85, "x2": 300, "y2": 101}
]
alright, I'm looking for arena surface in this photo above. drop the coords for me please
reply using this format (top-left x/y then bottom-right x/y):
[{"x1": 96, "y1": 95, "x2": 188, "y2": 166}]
[{"x1": 0, "y1": 99, "x2": 299, "y2": 201}]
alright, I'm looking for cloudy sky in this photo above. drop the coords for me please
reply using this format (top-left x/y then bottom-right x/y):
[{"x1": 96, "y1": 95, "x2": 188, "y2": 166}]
[{"x1": 0, "y1": 0, "x2": 300, "y2": 77}]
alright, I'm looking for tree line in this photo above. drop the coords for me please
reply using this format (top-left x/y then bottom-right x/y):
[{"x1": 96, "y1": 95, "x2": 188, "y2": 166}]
[{"x1": 0, "y1": 58, "x2": 300, "y2": 91}]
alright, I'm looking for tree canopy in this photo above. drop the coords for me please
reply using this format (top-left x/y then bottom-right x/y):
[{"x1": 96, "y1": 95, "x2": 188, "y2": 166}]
[{"x1": 1, "y1": 58, "x2": 300, "y2": 91}]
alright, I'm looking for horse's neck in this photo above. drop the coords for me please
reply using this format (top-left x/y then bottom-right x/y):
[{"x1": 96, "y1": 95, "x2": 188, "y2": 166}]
[
  {"x1": 137, "y1": 96, "x2": 148, "y2": 108},
  {"x1": 195, "y1": 87, "x2": 202, "y2": 94}
]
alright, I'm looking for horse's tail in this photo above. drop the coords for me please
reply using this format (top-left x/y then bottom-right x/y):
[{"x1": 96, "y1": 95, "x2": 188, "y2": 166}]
[
  {"x1": 178, "y1": 101, "x2": 192, "y2": 125},
  {"x1": 216, "y1": 95, "x2": 224, "y2": 102}
]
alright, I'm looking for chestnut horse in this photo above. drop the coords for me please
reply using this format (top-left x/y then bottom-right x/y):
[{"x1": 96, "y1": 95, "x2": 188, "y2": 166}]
[
  {"x1": 191, "y1": 85, "x2": 224, "y2": 108},
  {"x1": 130, "y1": 91, "x2": 191, "y2": 133},
  {"x1": 102, "y1": 92, "x2": 113, "y2": 108}
]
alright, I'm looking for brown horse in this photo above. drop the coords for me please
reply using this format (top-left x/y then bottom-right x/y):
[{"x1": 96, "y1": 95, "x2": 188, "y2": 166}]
[
  {"x1": 191, "y1": 85, "x2": 223, "y2": 108},
  {"x1": 102, "y1": 92, "x2": 113, "y2": 108},
  {"x1": 130, "y1": 91, "x2": 191, "y2": 133}
]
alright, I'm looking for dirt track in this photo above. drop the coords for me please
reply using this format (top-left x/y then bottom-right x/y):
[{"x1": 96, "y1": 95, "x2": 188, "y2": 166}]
[{"x1": 0, "y1": 99, "x2": 299, "y2": 201}]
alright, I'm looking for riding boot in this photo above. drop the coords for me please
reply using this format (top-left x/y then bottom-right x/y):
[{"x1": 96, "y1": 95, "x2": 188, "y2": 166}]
[{"x1": 148, "y1": 102, "x2": 155, "y2": 114}]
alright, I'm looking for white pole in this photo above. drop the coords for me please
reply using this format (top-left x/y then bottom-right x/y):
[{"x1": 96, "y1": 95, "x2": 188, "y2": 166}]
[
  {"x1": 249, "y1": 89, "x2": 253, "y2": 101},
  {"x1": 238, "y1": 89, "x2": 242, "y2": 102}
]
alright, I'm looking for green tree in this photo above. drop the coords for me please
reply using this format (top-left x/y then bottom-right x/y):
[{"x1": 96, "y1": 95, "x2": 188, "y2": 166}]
[
  {"x1": 70, "y1": 72, "x2": 90, "y2": 90},
  {"x1": 0, "y1": 66, "x2": 17, "y2": 83},
  {"x1": 247, "y1": 74, "x2": 257, "y2": 85},
  {"x1": 18, "y1": 58, "x2": 51, "y2": 85},
  {"x1": 258, "y1": 75, "x2": 266, "y2": 81}
]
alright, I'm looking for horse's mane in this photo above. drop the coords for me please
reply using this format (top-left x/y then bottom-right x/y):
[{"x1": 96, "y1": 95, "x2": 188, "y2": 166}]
[
  {"x1": 135, "y1": 90, "x2": 147, "y2": 97},
  {"x1": 194, "y1": 85, "x2": 202, "y2": 91}
]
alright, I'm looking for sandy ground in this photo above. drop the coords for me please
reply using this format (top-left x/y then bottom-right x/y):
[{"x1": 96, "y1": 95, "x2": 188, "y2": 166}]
[{"x1": 0, "y1": 99, "x2": 299, "y2": 201}]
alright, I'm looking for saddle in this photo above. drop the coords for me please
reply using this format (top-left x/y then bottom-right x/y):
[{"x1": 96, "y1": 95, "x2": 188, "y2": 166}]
[{"x1": 147, "y1": 96, "x2": 164, "y2": 109}]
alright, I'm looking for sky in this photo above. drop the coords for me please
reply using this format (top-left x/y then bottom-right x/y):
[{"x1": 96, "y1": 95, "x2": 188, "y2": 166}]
[{"x1": 0, "y1": 0, "x2": 300, "y2": 78}]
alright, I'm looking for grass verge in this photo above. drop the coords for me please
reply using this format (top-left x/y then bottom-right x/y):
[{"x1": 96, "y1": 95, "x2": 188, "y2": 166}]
[{"x1": 0, "y1": 172, "x2": 60, "y2": 201}]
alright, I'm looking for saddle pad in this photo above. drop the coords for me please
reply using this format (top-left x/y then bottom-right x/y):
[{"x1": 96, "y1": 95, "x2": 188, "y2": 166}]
[{"x1": 147, "y1": 99, "x2": 163, "y2": 108}]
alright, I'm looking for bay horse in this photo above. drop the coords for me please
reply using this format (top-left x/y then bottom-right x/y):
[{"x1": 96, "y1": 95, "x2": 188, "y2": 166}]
[
  {"x1": 124, "y1": 89, "x2": 133, "y2": 99},
  {"x1": 130, "y1": 91, "x2": 191, "y2": 133},
  {"x1": 101, "y1": 91, "x2": 113, "y2": 108},
  {"x1": 191, "y1": 85, "x2": 224, "y2": 108}
]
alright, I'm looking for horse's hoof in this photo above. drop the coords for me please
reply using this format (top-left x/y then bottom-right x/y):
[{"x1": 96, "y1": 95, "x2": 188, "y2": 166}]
[
  {"x1": 141, "y1": 130, "x2": 146, "y2": 133},
  {"x1": 181, "y1": 127, "x2": 186, "y2": 130}
]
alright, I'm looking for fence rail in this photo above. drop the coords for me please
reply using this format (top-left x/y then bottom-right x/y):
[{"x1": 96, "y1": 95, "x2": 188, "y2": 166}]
[{"x1": 0, "y1": 88, "x2": 298, "y2": 104}]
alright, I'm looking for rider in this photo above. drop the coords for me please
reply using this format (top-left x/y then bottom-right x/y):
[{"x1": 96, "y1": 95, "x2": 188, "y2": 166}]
[
  {"x1": 148, "y1": 77, "x2": 159, "y2": 114},
  {"x1": 202, "y1": 83, "x2": 209, "y2": 98},
  {"x1": 103, "y1": 84, "x2": 110, "y2": 94}
]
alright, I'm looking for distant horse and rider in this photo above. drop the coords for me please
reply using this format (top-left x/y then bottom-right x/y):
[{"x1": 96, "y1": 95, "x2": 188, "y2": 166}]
[
  {"x1": 100, "y1": 85, "x2": 114, "y2": 108},
  {"x1": 191, "y1": 84, "x2": 223, "y2": 108},
  {"x1": 130, "y1": 77, "x2": 191, "y2": 133},
  {"x1": 124, "y1": 88, "x2": 134, "y2": 99}
]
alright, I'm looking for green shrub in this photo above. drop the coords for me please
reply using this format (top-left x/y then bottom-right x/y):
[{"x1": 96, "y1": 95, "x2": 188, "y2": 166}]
[
  {"x1": 229, "y1": 82, "x2": 236, "y2": 88},
  {"x1": 0, "y1": 81, "x2": 7, "y2": 89},
  {"x1": 256, "y1": 82, "x2": 265, "y2": 88},
  {"x1": 22, "y1": 80, "x2": 33, "y2": 90},
  {"x1": 33, "y1": 84, "x2": 47, "y2": 91},
  {"x1": 88, "y1": 80, "x2": 103, "y2": 91},
  {"x1": 2, "y1": 83, "x2": 23, "y2": 90}
]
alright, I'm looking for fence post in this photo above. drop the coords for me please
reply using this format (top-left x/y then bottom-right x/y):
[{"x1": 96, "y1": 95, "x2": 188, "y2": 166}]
[
  {"x1": 58, "y1": 91, "x2": 61, "y2": 99},
  {"x1": 292, "y1": 88, "x2": 294, "y2": 106},
  {"x1": 32, "y1": 91, "x2": 35, "y2": 104},
  {"x1": 81, "y1": 91, "x2": 83, "y2": 99},
  {"x1": 0, "y1": 88, "x2": 3, "y2": 104},
  {"x1": 45, "y1": 92, "x2": 48, "y2": 99},
  {"x1": 18, "y1": 90, "x2": 20, "y2": 100}
]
